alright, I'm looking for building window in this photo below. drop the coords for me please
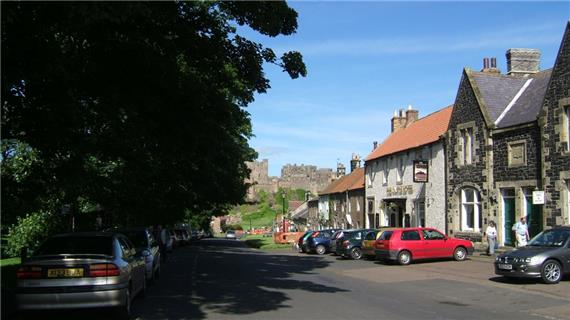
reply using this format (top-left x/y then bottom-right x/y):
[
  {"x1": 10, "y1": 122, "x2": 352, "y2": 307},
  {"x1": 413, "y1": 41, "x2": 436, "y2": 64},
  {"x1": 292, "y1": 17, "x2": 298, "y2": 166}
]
[
  {"x1": 460, "y1": 127, "x2": 474, "y2": 165},
  {"x1": 566, "y1": 180, "x2": 570, "y2": 223},
  {"x1": 563, "y1": 106, "x2": 570, "y2": 151},
  {"x1": 461, "y1": 188, "x2": 481, "y2": 231},
  {"x1": 382, "y1": 161, "x2": 388, "y2": 185},
  {"x1": 396, "y1": 156, "x2": 406, "y2": 184},
  {"x1": 508, "y1": 141, "x2": 527, "y2": 167},
  {"x1": 417, "y1": 200, "x2": 425, "y2": 227}
]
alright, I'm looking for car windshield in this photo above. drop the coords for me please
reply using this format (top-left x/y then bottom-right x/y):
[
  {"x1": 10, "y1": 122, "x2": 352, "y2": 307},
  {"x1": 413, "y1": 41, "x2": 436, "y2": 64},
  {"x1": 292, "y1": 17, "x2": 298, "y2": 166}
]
[
  {"x1": 36, "y1": 236, "x2": 113, "y2": 256},
  {"x1": 121, "y1": 231, "x2": 148, "y2": 247},
  {"x1": 227, "y1": 230, "x2": 235, "y2": 234},
  {"x1": 527, "y1": 229, "x2": 570, "y2": 247}
]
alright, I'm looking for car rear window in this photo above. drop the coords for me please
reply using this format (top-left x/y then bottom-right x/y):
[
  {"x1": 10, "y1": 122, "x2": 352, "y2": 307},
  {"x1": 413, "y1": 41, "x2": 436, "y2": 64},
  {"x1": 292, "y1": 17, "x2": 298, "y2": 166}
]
[
  {"x1": 378, "y1": 231, "x2": 393, "y2": 240},
  {"x1": 36, "y1": 236, "x2": 113, "y2": 256}
]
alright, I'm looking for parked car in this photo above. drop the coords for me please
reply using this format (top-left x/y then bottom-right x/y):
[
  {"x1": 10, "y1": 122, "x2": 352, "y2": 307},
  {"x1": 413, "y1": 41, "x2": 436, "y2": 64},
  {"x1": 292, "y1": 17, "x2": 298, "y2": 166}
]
[
  {"x1": 361, "y1": 229, "x2": 380, "y2": 259},
  {"x1": 306, "y1": 229, "x2": 340, "y2": 255},
  {"x1": 297, "y1": 230, "x2": 313, "y2": 253},
  {"x1": 495, "y1": 226, "x2": 570, "y2": 284},
  {"x1": 117, "y1": 227, "x2": 161, "y2": 282},
  {"x1": 226, "y1": 230, "x2": 237, "y2": 239},
  {"x1": 337, "y1": 229, "x2": 375, "y2": 260},
  {"x1": 375, "y1": 227, "x2": 474, "y2": 265},
  {"x1": 297, "y1": 230, "x2": 311, "y2": 252},
  {"x1": 330, "y1": 230, "x2": 349, "y2": 255},
  {"x1": 174, "y1": 229, "x2": 190, "y2": 245},
  {"x1": 16, "y1": 232, "x2": 146, "y2": 318}
]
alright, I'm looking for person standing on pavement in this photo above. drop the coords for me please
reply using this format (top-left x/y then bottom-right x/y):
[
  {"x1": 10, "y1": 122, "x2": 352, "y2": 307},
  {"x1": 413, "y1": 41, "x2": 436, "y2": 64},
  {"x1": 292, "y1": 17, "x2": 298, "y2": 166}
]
[
  {"x1": 484, "y1": 220, "x2": 498, "y2": 255},
  {"x1": 155, "y1": 225, "x2": 168, "y2": 262},
  {"x1": 512, "y1": 217, "x2": 530, "y2": 247}
]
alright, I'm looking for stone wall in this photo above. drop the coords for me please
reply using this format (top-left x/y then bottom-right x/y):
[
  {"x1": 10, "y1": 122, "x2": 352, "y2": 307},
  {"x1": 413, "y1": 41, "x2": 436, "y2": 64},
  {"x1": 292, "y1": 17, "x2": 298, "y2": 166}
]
[
  {"x1": 446, "y1": 71, "x2": 491, "y2": 237},
  {"x1": 493, "y1": 125, "x2": 541, "y2": 182},
  {"x1": 540, "y1": 22, "x2": 570, "y2": 227}
]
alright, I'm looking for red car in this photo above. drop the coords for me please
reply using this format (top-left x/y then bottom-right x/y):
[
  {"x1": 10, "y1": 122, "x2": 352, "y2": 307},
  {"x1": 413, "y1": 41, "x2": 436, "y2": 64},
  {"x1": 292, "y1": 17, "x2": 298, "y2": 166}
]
[{"x1": 374, "y1": 227, "x2": 474, "y2": 265}]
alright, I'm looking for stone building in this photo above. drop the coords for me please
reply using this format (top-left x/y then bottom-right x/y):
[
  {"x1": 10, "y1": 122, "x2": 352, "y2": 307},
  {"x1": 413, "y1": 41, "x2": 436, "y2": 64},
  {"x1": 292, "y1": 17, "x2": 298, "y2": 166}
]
[
  {"x1": 245, "y1": 159, "x2": 279, "y2": 202},
  {"x1": 365, "y1": 106, "x2": 452, "y2": 231},
  {"x1": 446, "y1": 23, "x2": 569, "y2": 245},
  {"x1": 539, "y1": 22, "x2": 570, "y2": 228},
  {"x1": 317, "y1": 167, "x2": 365, "y2": 229},
  {"x1": 280, "y1": 163, "x2": 338, "y2": 194}
]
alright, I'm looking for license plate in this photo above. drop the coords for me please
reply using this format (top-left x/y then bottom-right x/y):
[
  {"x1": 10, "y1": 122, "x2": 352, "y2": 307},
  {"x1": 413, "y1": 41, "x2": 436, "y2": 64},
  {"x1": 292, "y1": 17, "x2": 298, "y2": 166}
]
[
  {"x1": 498, "y1": 264, "x2": 513, "y2": 270},
  {"x1": 47, "y1": 268, "x2": 84, "y2": 278}
]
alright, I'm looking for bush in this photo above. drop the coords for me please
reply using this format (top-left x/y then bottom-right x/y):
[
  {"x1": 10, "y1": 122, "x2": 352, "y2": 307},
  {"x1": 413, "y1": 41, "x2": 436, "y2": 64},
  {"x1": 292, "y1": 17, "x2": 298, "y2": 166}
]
[{"x1": 4, "y1": 210, "x2": 63, "y2": 258}]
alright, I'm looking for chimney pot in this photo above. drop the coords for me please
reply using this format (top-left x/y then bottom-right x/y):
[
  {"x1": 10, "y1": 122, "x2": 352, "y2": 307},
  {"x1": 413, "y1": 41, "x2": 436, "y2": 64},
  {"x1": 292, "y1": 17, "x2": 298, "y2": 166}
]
[{"x1": 373, "y1": 141, "x2": 378, "y2": 150}]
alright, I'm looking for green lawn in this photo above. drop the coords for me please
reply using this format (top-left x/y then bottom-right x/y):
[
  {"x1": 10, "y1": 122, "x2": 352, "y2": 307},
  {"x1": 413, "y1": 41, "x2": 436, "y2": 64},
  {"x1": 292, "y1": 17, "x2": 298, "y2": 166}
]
[
  {"x1": 243, "y1": 234, "x2": 293, "y2": 250},
  {"x1": 1, "y1": 257, "x2": 20, "y2": 289}
]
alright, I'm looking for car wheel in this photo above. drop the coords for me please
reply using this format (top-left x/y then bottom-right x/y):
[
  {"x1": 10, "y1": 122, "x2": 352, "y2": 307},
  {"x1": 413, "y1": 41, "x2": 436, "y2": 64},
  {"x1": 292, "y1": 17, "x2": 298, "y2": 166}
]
[
  {"x1": 397, "y1": 250, "x2": 412, "y2": 265},
  {"x1": 350, "y1": 247, "x2": 363, "y2": 260},
  {"x1": 453, "y1": 247, "x2": 467, "y2": 261},
  {"x1": 541, "y1": 259, "x2": 562, "y2": 284},
  {"x1": 315, "y1": 244, "x2": 326, "y2": 255}
]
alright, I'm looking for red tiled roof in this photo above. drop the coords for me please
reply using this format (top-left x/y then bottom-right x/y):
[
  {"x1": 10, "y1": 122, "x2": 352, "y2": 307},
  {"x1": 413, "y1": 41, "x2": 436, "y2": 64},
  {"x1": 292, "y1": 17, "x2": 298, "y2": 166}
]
[
  {"x1": 365, "y1": 105, "x2": 453, "y2": 161},
  {"x1": 319, "y1": 168, "x2": 364, "y2": 195}
]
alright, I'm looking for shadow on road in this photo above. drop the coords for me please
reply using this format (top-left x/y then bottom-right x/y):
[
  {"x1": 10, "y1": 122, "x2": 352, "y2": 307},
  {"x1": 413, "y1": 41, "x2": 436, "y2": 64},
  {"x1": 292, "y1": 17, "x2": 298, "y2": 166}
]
[{"x1": 134, "y1": 238, "x2": 348, "y2": 319}]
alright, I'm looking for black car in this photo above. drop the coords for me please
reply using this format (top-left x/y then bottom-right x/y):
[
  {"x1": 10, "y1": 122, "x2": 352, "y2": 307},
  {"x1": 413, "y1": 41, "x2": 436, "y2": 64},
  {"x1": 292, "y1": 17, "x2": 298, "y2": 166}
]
[
  {"x1": 495, "y1": 226, "x2": 570, "y2": 284},
  {"x1": 336, "y1": 229, "x2": 375, "y2": 260}
]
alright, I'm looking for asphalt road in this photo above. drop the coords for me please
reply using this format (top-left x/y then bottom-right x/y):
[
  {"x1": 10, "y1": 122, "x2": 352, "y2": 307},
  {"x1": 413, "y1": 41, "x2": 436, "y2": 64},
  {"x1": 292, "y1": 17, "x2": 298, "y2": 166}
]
[
  {"x1": 10, "y1": 238, "x2": 570, "y2": 320},
  {"x1": 131, "y1": 238, "x2": 570, "y2": 320}
]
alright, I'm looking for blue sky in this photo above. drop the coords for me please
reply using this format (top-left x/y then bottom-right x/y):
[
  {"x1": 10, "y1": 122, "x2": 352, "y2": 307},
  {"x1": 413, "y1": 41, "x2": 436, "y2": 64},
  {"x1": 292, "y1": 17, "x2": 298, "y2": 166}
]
[{"x1": 242, "y1": 1, "x2": 569, "y2": 177}]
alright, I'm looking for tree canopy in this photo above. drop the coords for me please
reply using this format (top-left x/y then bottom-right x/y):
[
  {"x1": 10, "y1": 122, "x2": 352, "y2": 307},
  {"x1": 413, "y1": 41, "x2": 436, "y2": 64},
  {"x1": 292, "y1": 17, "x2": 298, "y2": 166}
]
[{"x1": 1, "y1": 1, "x2": 306, "y2": 229}]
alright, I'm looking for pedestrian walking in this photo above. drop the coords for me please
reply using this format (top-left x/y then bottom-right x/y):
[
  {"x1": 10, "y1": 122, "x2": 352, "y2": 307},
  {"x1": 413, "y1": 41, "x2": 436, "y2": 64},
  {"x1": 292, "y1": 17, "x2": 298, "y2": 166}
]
[
  {"x1": 155, "y1": 225, "x2": 168, "y2": 262},
  {"x1": 484, "y1": 220, "x2": 498, "y2": 255},
  {"x1": 512, "y1": 217, "x2": 530, "y2": 247}
]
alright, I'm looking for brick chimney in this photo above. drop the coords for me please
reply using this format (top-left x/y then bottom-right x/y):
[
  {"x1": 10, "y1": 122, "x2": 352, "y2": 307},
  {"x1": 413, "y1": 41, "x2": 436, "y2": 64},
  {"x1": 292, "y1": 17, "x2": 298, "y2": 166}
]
[
  {"x1": 506, "y1": 48, "x2": 541, "y2": 76},
  {"x1": 372, "y1": 141, "x2": 378, "y2": 150},
  {"x1": 391, "y1": 109, "x2": 407, "y2": 133},
  {"x1": 481, "y1": 57, "x2": 500, "y2": 74},
  {"x1": 405, "y1": 105, "x2": 419, "y2": 126},
  {"x1": 350, "y1": 153, "x2": 361, "y2": 172}
]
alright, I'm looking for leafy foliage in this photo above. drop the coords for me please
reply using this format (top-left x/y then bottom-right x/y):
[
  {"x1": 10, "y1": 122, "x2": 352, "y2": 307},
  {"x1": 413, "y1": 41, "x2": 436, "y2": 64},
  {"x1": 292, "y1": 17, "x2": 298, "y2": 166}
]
[
  {"x1": 1, "y1": 2, "x2": 305, "y2": 228},
  {"x1": 4, "y1": 211, "x2": 65, "y2": 257}
]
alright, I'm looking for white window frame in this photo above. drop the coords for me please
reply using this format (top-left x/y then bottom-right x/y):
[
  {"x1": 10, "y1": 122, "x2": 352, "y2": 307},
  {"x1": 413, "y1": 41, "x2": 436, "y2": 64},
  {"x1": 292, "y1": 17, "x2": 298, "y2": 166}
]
[
  {"x1": 564, "y1": 106, "x2": 570, "y2": 152},
  {"x1": 461, "y1": 188, "x2": 481, "y2": 231}
]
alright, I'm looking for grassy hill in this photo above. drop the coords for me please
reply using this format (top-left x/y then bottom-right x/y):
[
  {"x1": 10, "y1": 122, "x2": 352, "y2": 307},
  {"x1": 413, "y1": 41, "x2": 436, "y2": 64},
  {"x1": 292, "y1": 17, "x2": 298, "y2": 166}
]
[{"x1": 229, "y1": 188, "x2": 308, "y2": 230}]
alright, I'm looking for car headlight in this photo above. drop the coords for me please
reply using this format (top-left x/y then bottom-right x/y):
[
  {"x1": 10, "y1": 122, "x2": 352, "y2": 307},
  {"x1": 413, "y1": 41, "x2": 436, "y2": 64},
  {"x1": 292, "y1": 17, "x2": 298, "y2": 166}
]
[{"x1": 527, "y1": 256, "x2": 542, "y2": 265}]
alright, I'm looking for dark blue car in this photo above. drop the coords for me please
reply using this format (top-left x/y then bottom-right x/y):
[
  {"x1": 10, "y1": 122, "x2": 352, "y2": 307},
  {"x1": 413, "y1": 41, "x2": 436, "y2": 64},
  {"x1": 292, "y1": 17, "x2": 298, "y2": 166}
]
[{"x1": 306, "y1": 229, "x2": 340, "y2": 255}]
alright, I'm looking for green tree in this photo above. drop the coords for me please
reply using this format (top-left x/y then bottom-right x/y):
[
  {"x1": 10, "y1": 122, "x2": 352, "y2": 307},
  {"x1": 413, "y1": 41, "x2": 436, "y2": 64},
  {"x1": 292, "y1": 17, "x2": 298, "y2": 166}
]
[{"x1": 1, "y1": 2, "x2": 306, "y2": 227}]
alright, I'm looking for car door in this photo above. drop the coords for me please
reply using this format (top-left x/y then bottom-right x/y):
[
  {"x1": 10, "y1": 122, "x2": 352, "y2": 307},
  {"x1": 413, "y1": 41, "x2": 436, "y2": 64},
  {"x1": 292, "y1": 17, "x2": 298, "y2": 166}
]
[
  {"x1": 421, "y1": 229, "x2": 448, "y2": 258},
  {"x1": 400, "y1": 230, "x2": 424, "y2": 259},
  {"x1": 119, "y1": 236, "x2": 144, "y2": 293}
]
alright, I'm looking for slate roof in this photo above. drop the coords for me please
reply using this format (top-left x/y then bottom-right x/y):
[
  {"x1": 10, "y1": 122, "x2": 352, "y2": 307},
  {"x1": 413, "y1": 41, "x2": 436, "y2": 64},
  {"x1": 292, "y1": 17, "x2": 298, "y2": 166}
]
[
  {"x1": 365, "y1": 106, "x2": 453, "y2": 162},
  {"x1": 469, "y1": 69, "x2": 552, "y2": 128},
  {"x1": 319, "y1": 167, "x2": 364, "y2": 196}
]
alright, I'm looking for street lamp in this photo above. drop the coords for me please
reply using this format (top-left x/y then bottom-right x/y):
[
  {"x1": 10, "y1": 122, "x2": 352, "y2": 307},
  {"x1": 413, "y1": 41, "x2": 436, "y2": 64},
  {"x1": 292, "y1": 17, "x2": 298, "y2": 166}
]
[{"x1": 281, "y1": 190, "x2": 286, "y2": 232}]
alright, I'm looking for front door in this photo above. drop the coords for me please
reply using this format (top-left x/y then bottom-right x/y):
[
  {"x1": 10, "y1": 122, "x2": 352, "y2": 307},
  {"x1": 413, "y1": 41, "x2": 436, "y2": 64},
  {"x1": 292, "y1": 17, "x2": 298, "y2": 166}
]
[
  {"x1": 525, "y1": 190, "x2": 543, "y2": 239},
  {"x1": 502, "y1": 189, "x2": 516, "y2": 246}
]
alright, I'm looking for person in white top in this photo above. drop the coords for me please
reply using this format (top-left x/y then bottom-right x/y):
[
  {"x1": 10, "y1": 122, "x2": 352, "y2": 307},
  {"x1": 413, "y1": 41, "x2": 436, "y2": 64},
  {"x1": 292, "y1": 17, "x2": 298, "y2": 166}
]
[
  {"x1": 512, "y1": 217, "x2": 530, "y2": 247},
  {"x1": 484, "y1": 220, "x2": 498, "y2": 255}
]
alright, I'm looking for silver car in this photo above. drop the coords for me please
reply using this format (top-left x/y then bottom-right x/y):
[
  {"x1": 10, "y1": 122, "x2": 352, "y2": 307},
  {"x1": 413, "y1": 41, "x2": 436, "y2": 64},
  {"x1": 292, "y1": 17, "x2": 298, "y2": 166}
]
[
  {"x1": 16, "y1": 232, "x2": 147, "y2": 318},
  {"x1": 226, "y1": 230, "x2": 237, "y2": 239},
  {"x1": 495, "y1": 226, "x2": 570, "y2": 284},
  {"x1": 117, "y1": 228, "x2": 161, "y2": 282}
]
